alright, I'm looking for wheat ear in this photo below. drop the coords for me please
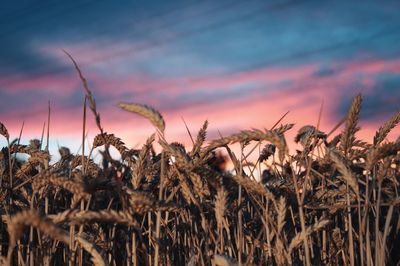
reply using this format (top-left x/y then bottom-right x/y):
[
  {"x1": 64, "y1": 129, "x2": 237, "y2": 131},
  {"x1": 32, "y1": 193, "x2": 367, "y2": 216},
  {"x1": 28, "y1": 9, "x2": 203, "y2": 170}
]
[{"x1": 118, "y1": 102, "x2": 165, "y2": 132}]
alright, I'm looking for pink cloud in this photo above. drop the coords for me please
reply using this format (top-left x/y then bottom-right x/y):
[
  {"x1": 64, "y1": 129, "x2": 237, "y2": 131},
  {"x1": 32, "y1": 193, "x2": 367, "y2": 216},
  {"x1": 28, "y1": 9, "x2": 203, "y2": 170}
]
[
  {"x1": 0, "y1": 74, "x2": 78, "y2": 94},
  {"x1": 1, "y1": 56, "x2": 399, "y2": 159},
  {"x1": 86, "y1": 63, "x2": 318, "y2": 98}
]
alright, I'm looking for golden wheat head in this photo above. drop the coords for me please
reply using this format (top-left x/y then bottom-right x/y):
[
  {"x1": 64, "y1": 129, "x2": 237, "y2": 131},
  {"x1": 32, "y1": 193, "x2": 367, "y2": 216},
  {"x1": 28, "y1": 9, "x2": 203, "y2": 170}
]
[{"x1": 118, "y1": 102, "x2": 165, "y2": 132}]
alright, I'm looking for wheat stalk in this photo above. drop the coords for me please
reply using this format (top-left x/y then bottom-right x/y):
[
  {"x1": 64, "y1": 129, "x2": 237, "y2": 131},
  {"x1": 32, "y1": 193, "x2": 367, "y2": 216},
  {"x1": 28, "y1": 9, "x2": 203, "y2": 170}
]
[
  {"x1": 340, "y1": 94, "x2": 362, "y2": 155},
  {"x1": 373, "y1": 111, "x2": 400, "y2": 146},
  {"x1": 327, "y1": 148, "x2": 359, "y2": 194},
  {"x1": 215, "y1": 188, "x2": 227, "y2": 229},
  {"x1": 232, "y1": 174, "x2": 275, "y2": 202},
  {"x1": 93, "y1": 132, "x2": 130, "y2": 159},
  {"x1": 6, "y1": 210, "x2": 106, "y2": 266},
  {"x1": 50, "y1": 209, "x2": 139, "y2": 227},
  {"x1": 206, "y1": 129, "x2": 288, "y2": 161},
  {"x1": 191, "y1": 120, "x2": 208, "y2": 156},
  {"x1": 64, "y1": 50, "x2": 104, "y2": 134},
  {"x1": 118, "y1": 102, "x2": 165, "y2": 132},
  {"x1": 132, "y1": 134, "x2": 155, "y2": 188},
  {"x1": 0, "y1": 122, "x2": 9, "y2": 140},
  {"x1": 288, "y1": 218, "x2": 330, "y2": 254}
]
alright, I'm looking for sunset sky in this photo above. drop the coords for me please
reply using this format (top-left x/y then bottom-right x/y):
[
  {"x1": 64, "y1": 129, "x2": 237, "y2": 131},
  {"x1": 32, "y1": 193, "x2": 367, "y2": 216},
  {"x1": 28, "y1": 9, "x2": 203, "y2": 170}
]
[{"x1": 0, "y1": 0, "x2": 399, "y2": 160}]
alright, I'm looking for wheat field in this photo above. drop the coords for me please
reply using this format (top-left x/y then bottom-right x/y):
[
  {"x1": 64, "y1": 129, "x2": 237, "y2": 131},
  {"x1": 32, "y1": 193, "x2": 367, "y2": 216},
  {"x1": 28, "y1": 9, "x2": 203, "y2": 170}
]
[{"x1": 0, "y1": 57, "x2": 399, "y2": 266}]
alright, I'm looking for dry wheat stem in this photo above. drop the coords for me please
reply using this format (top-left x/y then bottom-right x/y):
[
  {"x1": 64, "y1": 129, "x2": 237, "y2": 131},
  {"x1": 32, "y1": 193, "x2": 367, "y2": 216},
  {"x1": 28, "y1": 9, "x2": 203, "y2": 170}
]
[
  {"x1": 340, "y1": 94, "x2": 362, "y2": 155},
  {"x1": 327, "y1": 148, "x2": 359, "y2": 194},
  {"x1": 63, "y1": 50, "x2": 104, "y2": 134},
  {"x1": 0, "y1": 122, "x2": 9, "y2": 140},
  {"x1": 373, "y1": 111, "x2": 400, "y2": 146},
  {"x1": 6, "y1": 210, "x2": 106, "y2": 266}
]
